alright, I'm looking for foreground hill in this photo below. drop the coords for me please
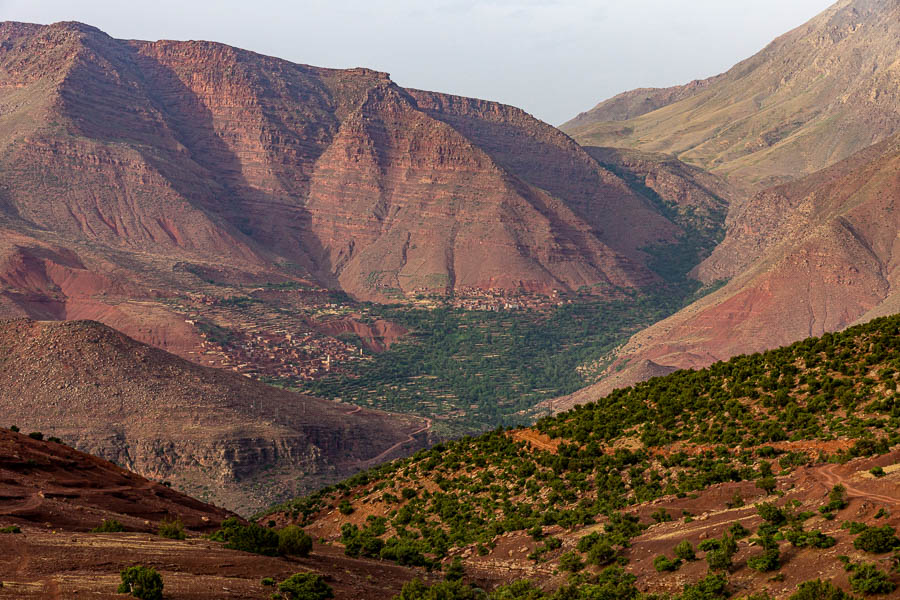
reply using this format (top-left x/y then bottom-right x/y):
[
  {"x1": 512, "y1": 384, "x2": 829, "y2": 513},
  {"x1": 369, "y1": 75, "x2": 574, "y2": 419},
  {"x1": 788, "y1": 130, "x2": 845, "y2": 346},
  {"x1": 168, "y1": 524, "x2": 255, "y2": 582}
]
[
  {"x1": 266, "y1": 315, "x2": 900, "y2": 598},
  {"x1": 0, "y1": 18, "x2": 727, "y2": 322},
  {"x1": 563, "y1": 0, "x2": 900, "y2": 191},
  {"x1": 0, "y1": 428, "x2": 430, "y2": 599},
  {"x1": 0, "y1": 319, "x2": 427, "y2": 514}
]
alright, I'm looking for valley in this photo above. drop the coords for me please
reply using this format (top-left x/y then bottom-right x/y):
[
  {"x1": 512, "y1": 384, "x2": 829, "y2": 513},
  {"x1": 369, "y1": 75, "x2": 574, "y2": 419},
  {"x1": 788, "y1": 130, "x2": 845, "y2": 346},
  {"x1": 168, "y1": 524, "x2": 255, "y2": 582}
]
[{"x1": 1, "y1": 1, "x2": 900, "y2": 598}]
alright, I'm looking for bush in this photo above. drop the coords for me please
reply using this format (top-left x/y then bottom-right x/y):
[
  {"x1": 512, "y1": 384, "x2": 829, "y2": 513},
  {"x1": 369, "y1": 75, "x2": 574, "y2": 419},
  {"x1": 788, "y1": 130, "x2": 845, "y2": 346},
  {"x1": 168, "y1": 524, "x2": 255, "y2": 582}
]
[
  {"x1": 756, "y1": 476, "x2": 777, "y2": 494},
  {"x1": 278, "y1": 526, "x2": 313, "y2": 557},
  {"x1": 28, "y1": 432, "x2": 43, "y2": 441},
  {"x1": 262, "y1": 577, "x2": 276, "y2": 586},
  {"x1": 559, "y1": 550, "x2": 584, "y2": 573},
  {"x1": 678, "y1": 573, "x2": 729, "y2": 600},
  {"x1": 869, "y1": 466, "x2": 885, "y2": 478},
  {"x1": 0, "y1": 525, "x2": 21, "y2": 534},
  {"x1": 757, "y1": 503, "x2": 787, "y2": 526},
  {"x1": 279, "y1": 573, "x2": 334, "y2": 600},
  {"x1": 158, "y1": 517, "x2": 186, "y2": 540},
  {"x1": 849, "y1": 563, "x2": 896, "y2": 595},
  {"x1": 117, "y1": 566, "x2": 163, "y2": 600},
  {"x1": 853, "y1": 525, "x2": 900, "y2": 553},
  {"x1": 224, "y1": 520, "x2": 279, "y2": 556},
  {"x1": 728, "y1": 522, "x2": 750, "y2": 539},
  {"x1": 674, "y1": 539, "x2": 696, "y2": 561},
  {"x1": 747, "y1": 550, "x2": 780, "y2": 572},
  {"x1": 337, "y1": 499, "x2": 354, "y2": 515},
  {"x1": 821, "y1": 485, "x2": 849, "y2": 513},
  {"x1": 789, "y1": 579, "x2": 856, "y2": 600},
  {"x1": 92, "y1": 519, "x2": 125, "y2": 533},
  {"x1": 654, "y1": 554, "x2": 682, "y2": 572}
]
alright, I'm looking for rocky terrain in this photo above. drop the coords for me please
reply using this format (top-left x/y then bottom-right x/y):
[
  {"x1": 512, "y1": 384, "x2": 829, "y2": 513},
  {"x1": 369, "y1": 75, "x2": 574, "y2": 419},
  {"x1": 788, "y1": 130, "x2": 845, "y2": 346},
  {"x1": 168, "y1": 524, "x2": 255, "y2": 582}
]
[
  {"x1": 564, "y1": 0, "x2": 900, "y2": 191},
  {"x1": 0, "y1": 319, "x2": 428, "y2": 514}
]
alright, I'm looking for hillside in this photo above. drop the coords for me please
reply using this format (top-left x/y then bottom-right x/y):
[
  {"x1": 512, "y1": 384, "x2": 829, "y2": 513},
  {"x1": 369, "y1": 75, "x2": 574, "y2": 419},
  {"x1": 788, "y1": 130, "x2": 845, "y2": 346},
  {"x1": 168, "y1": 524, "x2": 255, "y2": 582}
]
[
  {"x1": 0, "y1": 18, "x2": 727, "y2": 328},
  {"x1": 563, "y1": 0, "x2": 900, "y2": 191},
  {"x1": 0, "y1": 428, "x2": 431, "y2": 599},
  {"x1": 0, "y1": 319, "x2": 427, "y2": 514},
  {"x1": 266, "y1": 315, "x2": 900, "y2": 599},
  {"x1": 561, "y1": 130, "x2": 900, "y2": 406}
]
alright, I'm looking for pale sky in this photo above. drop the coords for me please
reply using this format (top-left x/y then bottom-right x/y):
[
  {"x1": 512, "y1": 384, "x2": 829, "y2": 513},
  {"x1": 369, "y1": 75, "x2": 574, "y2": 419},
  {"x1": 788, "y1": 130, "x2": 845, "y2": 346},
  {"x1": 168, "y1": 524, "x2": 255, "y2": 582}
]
[{"x1": 0, "y1": 0, "x2": 836, "y2": 125}]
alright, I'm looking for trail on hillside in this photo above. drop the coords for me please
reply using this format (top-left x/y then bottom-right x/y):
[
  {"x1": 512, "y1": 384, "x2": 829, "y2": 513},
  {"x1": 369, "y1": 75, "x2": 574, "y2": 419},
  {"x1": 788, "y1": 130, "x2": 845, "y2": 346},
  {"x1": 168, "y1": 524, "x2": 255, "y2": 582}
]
[
  {"x1": 817, "y1": 463, "x2": 899, "y2": 506},
  {"x1": 362, "y1": 417, "x2": 432, "y2": 468}
]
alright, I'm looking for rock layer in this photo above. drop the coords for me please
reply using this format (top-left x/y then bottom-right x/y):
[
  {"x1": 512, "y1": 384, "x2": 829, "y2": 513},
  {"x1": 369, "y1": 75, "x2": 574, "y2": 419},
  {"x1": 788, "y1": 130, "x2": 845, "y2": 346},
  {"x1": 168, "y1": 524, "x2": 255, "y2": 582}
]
[{"x1": 0, "y1": 20, "x2": 707, "y2": 311}]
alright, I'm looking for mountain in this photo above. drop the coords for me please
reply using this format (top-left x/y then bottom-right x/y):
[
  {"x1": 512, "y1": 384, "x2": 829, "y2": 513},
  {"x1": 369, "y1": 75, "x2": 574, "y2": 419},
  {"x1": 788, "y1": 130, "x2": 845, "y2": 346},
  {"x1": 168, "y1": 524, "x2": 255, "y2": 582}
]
[
  {"x1": 269, "y1": 315, "x2": 900, "y2": 599},
  {"x1": 0, "y1": 427, "x2": 430, "y2": 599},
  {"x1": 0, "y1": 319, "x2": 428, "y2": 514},
  {"x1": 562, "y1": 129, "x2": 900, "y2": 406},
  {"x1": 0, "y1": 19, "x2": 726, "y2": 321},
  {"x1": 563, "y1": 0, "x2": 900, "y2": 191}
]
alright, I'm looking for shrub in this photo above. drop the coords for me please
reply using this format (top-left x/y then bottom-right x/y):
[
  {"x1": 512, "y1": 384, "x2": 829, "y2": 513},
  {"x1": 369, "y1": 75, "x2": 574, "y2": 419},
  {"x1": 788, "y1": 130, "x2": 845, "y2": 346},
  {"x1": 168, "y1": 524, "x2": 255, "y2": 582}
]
[
  {"x1": 678, "y1": 573, "x2": 729, "y2": 600},
  {"x1": 28, "y1": 432, "x2": 43, "y2": 441},
  {"x1": 158, "y1": 517, "x2": 186, "y2": 540},
  {"x1": 654, "y1": 554, "x2": 682, "y2": 572},
  {"x1": 853, "y1": 525, "x2": 900, "y2": 553},
  {"x1": 651, "y1": 508, "x2": 673, "y2": 523},
  {"x1": 674, "y1": 539, "x2": 696, "y2": 561},
  {"x1": 789, "y1": 579, "x2": 856, "y2": 600},
  {"x1": 729, "y1": 522, "x2": 750, "y2": 539},
  {"x1": 756, "y1": 476, "x2": 777, "y2": 494},
  {"x1": 747, "y1": 550, "x2": 780, "y2": 572},
  {"x1": 117, "y1": 566, "x2": 163, "y2": 600},
  {"x1": 757, "y1": 503, "x2": 787, "y2": 526},
  {"x1": 337, "y1": 499, "x2": 354, "y2": 515},
  {"x1": 698, "y1": 539, "x2": 721, "y2": 552},
  {"x1": 444, "y1": 558, "x2": 465, "y2": 582},
  {"x1": 92, "y1": 519, "x2": 125, "y2": 533},
  {"x1": 278, "y1": 573, "x2": 334, "y2": 600},
  {"x1": 262, "y1": 577, "x2": 276, "y2": 586},
  {"x1": 278, "y1": 526, "x2": 313, "y2": 557},
  {"x1": 869, "y1": 466, "x2": 885, "y2": 478},
  {"x1": 849, "y1": 563, "x2": 896, "y2": 595},
  {"x1": 0, "y1": 525, "x2": 21, "y2": 534},
  {"x1": 559, "y1": 550, "x2": 584, "y2": 573},
  {"x1": 9, "y1": 425, "x2": 18, "y2": 432},
  {"x1": 821, "y1": 485, "x2": 849, "y2": 513},
  {"x1": 224, "y1": 521, "x2": 279, "y2": 556}
]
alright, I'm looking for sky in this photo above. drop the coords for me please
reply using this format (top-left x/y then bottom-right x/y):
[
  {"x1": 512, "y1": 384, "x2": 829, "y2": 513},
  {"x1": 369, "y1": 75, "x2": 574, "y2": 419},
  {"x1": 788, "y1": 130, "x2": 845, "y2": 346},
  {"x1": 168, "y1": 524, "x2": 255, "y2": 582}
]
[{"x1": 0, "y1": 0, "x2": 836, "y2": 125}]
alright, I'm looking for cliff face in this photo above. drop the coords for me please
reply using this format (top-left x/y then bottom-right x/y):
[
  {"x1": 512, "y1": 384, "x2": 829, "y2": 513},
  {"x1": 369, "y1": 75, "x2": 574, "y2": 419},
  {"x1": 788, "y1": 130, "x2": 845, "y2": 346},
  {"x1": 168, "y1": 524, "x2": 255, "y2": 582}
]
[
  {"x1": 0, "y1": 20, "x2": 709, "y2": 309},
  {"x1": 563, "y1": 0, "x2": 900, "y2": 191},
  {"x1": 0, "y1": 319, "x2": 427, "y2": 514}
]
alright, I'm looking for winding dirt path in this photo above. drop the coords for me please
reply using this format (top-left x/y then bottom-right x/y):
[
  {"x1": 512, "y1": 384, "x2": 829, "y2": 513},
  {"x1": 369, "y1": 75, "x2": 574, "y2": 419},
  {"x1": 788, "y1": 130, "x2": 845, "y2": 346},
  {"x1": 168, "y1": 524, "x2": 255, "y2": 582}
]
[
  {"x1": 362, "y1": 417, "x2": 432, "y2": 467},
  {"x1": 817, "y1": 463, "x2": 899, "y2": 506}
]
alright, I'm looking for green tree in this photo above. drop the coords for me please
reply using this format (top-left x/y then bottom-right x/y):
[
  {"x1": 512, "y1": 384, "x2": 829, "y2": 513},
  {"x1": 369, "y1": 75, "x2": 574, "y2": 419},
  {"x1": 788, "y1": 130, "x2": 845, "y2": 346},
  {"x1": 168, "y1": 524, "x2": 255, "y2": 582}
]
[
  {"x1": 278, "y1": 525, "x2": 313, "y2": 557},
  {"x1": 117, "y1": 566, "x2": 163, "y2": 600},
  {"x1": 279, "y1": 573, "x2": 335, "y2": 600}
]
